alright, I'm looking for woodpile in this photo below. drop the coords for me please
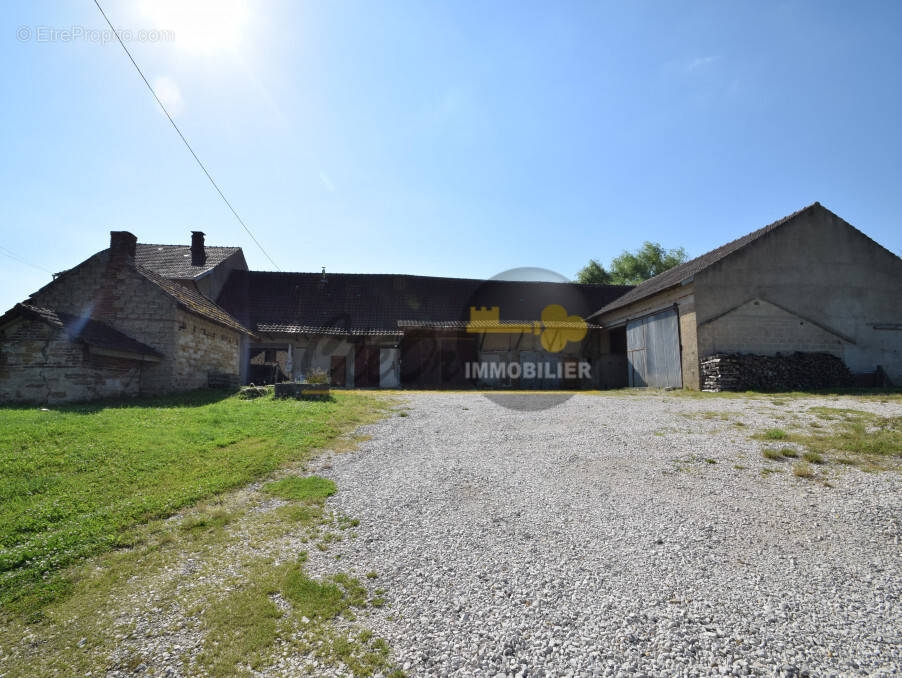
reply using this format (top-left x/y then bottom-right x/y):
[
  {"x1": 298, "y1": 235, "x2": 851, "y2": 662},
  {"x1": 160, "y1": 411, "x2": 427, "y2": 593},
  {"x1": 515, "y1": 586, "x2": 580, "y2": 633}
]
[{"x1": 700, "y1": 352, "x2": 853, "y2": 392}]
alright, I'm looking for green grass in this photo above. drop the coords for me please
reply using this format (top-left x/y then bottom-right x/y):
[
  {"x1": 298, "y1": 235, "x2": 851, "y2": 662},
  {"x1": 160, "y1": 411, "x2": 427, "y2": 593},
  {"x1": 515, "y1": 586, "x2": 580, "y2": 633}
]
[
  {"x1": 201, "y1": 579, "x2": 283, "y2": 675},
  {"x1": 754, "y1": 407, "x2": 902, "y2": 471},
  {"x1": 263, "y1": 476, "x2": 337, "y2": 502},
  {"x1": 0, "y1": 389, "x2": 388, "y2": 615}
]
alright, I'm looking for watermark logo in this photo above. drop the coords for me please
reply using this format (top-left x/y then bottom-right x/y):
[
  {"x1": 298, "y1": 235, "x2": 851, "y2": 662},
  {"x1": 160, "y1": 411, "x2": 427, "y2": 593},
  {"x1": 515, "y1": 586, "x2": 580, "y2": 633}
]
[
  {"x1": 16, "y1": 25, "x2": 175, "y2": 44},
  {"x1": 465, "y1": 303, "x2": 586, "y2": 352}
]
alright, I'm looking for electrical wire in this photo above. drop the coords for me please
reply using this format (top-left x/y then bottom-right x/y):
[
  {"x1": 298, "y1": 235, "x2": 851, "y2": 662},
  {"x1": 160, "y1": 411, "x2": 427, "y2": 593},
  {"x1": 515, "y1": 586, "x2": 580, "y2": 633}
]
[{"x1": 92, "y1": 0, "x2": 282, "y2": 271}]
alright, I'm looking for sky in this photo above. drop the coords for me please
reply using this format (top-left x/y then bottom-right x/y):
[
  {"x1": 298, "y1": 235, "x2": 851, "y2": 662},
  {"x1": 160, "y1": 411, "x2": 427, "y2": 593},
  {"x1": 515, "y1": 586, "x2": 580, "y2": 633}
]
[{"x1": 2, "y1": 0, "x2": 901, "y2": 312}]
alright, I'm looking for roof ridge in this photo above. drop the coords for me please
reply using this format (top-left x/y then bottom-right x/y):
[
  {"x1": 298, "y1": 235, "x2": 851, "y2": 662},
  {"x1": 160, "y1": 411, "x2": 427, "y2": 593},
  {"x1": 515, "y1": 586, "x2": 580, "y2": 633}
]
[
  {"x1": 240, "y1": 270, "x2": 633, "y2": 289},
  {"x1": 136, "y1": 243, "x2": 240, "y2": 250},
  {"x1": 593, "y1": 202, "x2": 822, "y2": 317}
]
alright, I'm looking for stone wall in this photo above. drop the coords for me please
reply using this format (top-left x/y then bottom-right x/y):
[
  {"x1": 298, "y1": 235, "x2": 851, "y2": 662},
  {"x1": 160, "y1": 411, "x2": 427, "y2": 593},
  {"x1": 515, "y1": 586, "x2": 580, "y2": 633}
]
[
  {"x1": 700, "y1": 352, "x2": 853, "y2": 392},
  {"x1": 29, "y1": 249, "x2": 178, "y2": 393},
  {"x1": 172, "y1": 309, "x2": 241, "y2": 391},
  {"x1": 0, "y1": 317, "x2": 142, "y2": 403}
]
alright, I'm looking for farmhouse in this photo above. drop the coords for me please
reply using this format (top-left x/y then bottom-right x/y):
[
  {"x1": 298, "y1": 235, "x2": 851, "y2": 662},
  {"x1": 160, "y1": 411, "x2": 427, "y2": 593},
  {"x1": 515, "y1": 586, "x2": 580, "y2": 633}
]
[{"x1": 0, "y1": 203, "x2": 899, "y2": 402}]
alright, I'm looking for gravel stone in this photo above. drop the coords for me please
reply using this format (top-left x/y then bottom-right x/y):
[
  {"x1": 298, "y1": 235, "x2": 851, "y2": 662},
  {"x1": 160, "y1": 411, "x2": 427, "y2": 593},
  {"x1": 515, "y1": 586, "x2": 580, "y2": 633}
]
[{"x1": 310, "y1": 392, "x2": 902, "y2": 677}]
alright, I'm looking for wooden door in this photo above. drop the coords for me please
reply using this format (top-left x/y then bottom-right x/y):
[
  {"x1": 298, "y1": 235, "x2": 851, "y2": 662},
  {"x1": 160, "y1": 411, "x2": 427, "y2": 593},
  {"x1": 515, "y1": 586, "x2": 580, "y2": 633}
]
[
  {"x1": 354, "y1": 346, "x2": 380, "y2": 387},
  {"x1": 330, "y1": 356, "x2": 346, "y2": 387}
]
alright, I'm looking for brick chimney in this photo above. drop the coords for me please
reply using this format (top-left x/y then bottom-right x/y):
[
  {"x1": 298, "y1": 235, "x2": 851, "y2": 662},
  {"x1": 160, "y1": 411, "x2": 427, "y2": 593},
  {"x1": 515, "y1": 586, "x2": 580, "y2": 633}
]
[
  {"x1": 191, "y1": 231, "x2": 206, "y2": 266},
  {"x1": 109, "y1": 231, "x2": 137, "y2": 258}
]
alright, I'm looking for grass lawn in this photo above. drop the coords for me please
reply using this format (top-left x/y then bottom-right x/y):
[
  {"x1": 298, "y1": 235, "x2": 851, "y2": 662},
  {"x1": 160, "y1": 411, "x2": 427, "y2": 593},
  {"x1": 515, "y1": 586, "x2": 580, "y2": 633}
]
[{"x1": 0, "y1": 389, "x2": 389, "y2": 616}]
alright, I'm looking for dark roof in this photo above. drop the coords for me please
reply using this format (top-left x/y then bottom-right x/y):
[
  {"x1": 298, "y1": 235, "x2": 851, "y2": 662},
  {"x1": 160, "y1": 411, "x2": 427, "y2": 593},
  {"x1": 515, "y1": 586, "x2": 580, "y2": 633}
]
[
  {"x1": 1, "y1": 303, "x2": 163, "y2": 358},
  {"x1": 135, "y1": 243, "x2": 241, "y2": 279},
  {"x1": 592, "y1": 202, "x2": 822, "y2": 317},
  {"x1": 136, "y1": 265, "x2": 253, "y2": 336},
  {"x1": 217, "y1": 271, "x2": 631, "y2": 335}
]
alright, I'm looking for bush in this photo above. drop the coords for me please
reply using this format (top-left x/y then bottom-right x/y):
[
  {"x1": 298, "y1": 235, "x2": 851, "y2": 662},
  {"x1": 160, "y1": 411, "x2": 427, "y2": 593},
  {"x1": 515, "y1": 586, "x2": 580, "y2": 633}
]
[
  {"x1": 306, "y1": 368, "x2": 329, "y2": 385},
  {"x1": 239, "y1": 385, "x2": 270, "y2": 400}
]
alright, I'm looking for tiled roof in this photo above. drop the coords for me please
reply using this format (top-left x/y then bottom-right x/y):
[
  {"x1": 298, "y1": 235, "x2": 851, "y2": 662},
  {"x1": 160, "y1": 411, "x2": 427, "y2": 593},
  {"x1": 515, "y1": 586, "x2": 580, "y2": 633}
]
[
  {"x1": 217, "y1": 271, "x2": 631, "y2": 335},
  {"x1": 135, "y1": 244, "x2": 241, "y2": 279},
  {"x1": 3, "y1": 303, "x2": 163, "y2": 358},
  {"x1": 136, "y1": 265, "x2": 253, "y2": 336},
  {"x1": 257, "y1": 324, "x2": 403, "y2": 336},
  {"x1": 592, "y1": 202, "x2": 822, "y2": 317},
  {"x1": 397, "y1": 320, "x2": 602, "y2": 329}
]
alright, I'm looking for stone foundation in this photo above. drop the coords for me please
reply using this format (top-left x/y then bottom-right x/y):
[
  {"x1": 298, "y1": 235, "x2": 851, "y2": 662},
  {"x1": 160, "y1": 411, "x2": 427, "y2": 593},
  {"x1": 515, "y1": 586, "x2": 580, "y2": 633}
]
[{"x1": 700, "y1": 352, "x2": 853, "y2": 392}]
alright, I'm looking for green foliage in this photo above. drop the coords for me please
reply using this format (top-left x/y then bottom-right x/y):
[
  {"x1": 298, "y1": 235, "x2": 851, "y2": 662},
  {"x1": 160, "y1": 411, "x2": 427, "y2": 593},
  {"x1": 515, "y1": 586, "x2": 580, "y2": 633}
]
[
  {"x1": 577, "y1": 242, "x2": 689, "y2": 285},
  {"x1": 305, "y1": 368, "x2": 330, "y2": 385},
  {"x1": 760, "y1": 428, "x2": 788, "y2": 440},
  {"x1": 575, "y1": 258, "x2": 611, "y2": 284},
  {"x1": 0, "y1": 389, "x2": 387, "y2": 614},
  {"x1": 263, "y1": 476, "x2": 336, "y2": 503}
]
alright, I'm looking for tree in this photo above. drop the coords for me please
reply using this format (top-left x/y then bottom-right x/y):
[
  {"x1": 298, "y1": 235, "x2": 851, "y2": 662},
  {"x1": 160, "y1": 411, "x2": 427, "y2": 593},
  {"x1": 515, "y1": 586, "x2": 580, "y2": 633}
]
[
  {"x1": 575, "y1": 258, "x2": 611, "y2": 284},
  {"x1": 577, "y1": 242, "x2": 689, "y2": 285}
]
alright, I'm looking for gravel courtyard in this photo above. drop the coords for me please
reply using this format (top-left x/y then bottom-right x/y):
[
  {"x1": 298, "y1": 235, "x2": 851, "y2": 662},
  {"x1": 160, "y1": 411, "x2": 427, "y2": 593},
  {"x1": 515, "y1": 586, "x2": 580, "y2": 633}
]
[{"x1": 309, "y1": 391, "x2": 902, "y2": 678}]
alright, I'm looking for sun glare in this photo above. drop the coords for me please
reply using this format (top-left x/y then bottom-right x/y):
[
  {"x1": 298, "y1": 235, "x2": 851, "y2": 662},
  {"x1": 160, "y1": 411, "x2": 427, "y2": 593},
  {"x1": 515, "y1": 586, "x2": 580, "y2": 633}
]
[{"x1": 140, "y1": 0, "x2": 249, "y2": 54}]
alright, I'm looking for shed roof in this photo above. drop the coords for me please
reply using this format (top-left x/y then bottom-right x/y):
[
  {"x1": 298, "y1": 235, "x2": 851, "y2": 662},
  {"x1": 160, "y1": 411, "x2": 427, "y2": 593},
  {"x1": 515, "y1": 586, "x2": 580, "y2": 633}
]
[
  {"x1": 591, "y1": 202, "x2": 822, "y2": 317},
  {"x1": 0, "y1": 303, "x2": 163, "y2": 358},
  {"x1": 217, "y1": 271, "x2": 630, "y2": 335}
]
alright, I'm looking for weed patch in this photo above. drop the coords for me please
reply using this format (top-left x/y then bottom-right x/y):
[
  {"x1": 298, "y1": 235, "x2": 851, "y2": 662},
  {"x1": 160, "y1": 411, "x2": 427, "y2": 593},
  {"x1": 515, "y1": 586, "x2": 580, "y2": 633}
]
[{"x1": 263, "y1": 476, "x2": 337, "y2": 503}]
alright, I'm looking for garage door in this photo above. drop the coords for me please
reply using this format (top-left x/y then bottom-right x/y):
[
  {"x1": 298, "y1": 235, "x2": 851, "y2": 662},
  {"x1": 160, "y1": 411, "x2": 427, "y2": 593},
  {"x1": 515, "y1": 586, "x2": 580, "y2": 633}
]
[{"x1": 626, "y1": 309, "x2": 682, "y2": 388}]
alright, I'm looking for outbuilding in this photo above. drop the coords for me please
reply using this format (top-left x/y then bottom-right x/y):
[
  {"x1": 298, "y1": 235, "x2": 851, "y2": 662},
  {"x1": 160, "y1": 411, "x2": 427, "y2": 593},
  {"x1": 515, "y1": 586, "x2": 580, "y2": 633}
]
[{"x1": 591, "y1": 203, "x2": 902, "y2": 389}]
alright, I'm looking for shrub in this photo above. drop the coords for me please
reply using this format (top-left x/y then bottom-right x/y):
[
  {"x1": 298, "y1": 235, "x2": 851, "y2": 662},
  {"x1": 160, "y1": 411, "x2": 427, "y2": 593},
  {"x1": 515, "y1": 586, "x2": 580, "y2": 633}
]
[{"x1": 306, "y1": 368, "x2": 329, "y2": 385}]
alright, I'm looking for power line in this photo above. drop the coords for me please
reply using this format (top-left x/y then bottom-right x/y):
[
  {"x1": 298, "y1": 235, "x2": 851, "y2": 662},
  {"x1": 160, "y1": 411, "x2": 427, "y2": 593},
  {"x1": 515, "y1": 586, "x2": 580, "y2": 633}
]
[
  {"x1": 0, "y1": 245, "x2": 55, "y2": 275},
  {"x1": 91, "y1": 0, "x2": 281, "y2": 271}
]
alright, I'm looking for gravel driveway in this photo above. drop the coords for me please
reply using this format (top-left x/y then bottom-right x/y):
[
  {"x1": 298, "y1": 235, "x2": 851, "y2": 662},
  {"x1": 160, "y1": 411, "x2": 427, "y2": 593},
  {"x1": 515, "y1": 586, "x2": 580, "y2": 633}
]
[{"x1": 309, "y1": 392, "x2": 902, "y2": 678}]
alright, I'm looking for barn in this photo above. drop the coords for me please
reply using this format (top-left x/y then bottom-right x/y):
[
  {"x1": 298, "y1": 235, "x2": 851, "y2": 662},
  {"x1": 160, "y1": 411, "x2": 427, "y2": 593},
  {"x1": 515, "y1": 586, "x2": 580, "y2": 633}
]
[
  {"x1": 215, "y1": 271, "x2": 628, "y2": 388},
  {"x1": 591, "y1": 203, "x2": 902, "y2": 390}
]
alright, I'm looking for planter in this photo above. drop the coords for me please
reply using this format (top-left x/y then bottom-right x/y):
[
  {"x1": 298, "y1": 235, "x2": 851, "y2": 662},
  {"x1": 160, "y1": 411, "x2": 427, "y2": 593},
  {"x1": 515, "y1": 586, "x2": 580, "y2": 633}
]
[{"x1": 273, "y1": 383, "x2": 331, "y2": 399}]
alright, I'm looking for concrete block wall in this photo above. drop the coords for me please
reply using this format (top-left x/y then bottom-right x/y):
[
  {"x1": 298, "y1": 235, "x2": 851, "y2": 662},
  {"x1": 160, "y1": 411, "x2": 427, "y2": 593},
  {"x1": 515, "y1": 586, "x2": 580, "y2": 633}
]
[
  {"x1": 698, "y1": 299, "x2": 847, "y2": 359},
  {"x1": 0, "y1": 317, "x2": 142, "y2": 403},
  {"x1": 694, "y1": 205, "x2": 902, "y2": 381}
]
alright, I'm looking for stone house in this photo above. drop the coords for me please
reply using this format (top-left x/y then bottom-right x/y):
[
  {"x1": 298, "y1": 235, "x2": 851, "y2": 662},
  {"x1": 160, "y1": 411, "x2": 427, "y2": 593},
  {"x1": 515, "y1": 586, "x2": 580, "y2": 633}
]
[
  {"x1": 0, "y1": 231, "x2": 253, "y2": 403},
  {"x1": 1, "y1": 202, "x2": 899, "y2": 402}
]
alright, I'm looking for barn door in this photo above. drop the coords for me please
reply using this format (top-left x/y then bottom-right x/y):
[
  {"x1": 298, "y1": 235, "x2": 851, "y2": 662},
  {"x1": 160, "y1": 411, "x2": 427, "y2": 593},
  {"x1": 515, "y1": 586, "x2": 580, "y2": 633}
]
[
  {"x1": 626, "y1": 309, "x2": 682, "y2": 388},
  {"x1": 354, "y1": 346, "x2": 380, "y2": 387},
  {"x1": 379, "y1": 348, "x2": 400, "y2": 388}
]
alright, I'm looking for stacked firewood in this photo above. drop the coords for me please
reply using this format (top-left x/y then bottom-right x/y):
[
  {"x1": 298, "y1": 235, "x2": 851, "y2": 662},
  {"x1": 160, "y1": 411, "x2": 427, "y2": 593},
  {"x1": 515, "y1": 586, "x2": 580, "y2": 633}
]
[{"x1": 700, "y1": 352, "x2": 853, "y2": 392}]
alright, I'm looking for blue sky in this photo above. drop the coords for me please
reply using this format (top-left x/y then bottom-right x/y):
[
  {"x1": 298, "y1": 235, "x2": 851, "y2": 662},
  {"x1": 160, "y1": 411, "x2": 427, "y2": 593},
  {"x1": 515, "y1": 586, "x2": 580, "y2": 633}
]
[{"x1": 2, "y1": 1, "x2": 901, "y2": 312}]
